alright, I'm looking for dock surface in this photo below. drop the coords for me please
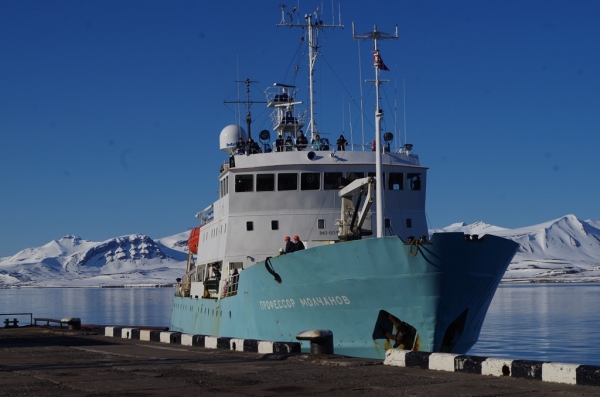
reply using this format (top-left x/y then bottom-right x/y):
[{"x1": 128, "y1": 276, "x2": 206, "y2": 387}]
[{"x1": 0, "y1": 327, "x2": 597, "y2": 396}]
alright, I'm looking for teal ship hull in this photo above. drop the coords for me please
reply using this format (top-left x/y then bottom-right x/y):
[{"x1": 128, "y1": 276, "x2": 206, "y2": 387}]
[{"x1": 170, "y1": 233, "x2": 518, "y2": 359}]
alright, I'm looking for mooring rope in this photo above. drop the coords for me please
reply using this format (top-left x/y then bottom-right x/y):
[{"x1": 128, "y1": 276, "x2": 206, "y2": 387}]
[
  {"x1": 264, "y1": 257, "x2": 282, "y2": 283},
  {"x1": 409, "y1": 239, "x2": 420, "y2": 257}
]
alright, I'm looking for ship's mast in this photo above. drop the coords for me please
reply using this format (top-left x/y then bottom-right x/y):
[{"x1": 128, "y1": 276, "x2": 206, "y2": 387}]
[
  {"x1": 223, "y1": 78, "x2": 266, "y2": 140},
  {"x1": 277, "y1": 4, "x2": 343, "y2": 141},
  {"x1": 353, "y1": 23, "x2": 398, "y2": 238}
]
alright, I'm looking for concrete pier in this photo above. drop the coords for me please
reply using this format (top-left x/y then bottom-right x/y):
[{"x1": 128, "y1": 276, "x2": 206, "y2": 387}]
[{"x1": 0, "y1": 327, "x2": 597, "y2": 396}]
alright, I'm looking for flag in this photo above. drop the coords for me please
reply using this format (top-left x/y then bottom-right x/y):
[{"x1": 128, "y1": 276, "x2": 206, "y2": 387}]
[
  {"x1": 374, "y1": 50, "x2": 390, "y2": 71},
  {"x1": 379, "y1": 56, "x2": 390, "y2": 71}
]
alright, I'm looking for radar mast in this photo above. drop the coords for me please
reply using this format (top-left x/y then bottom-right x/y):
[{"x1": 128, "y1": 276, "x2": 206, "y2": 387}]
[{"x1": 277, "y1": 4, "x2": 343, "y2": 142}]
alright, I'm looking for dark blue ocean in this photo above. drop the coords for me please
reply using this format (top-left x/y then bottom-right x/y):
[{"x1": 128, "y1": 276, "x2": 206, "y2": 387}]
[{"x1": 1, "y1": 284, "x2": 599, "y2": 366}]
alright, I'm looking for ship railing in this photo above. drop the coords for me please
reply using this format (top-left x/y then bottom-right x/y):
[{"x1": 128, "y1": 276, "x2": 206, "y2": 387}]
[
  {"x1": 264, "y1": 85, "x2": 300, "y2": 108},
  {"x1": 269, "y1": 108, "x2": 307, "y2": 132},
  {"x1": 219, "y1": 162, "x2": 229, "y2": 174},
  {"x1": 230, "y1": 141, "x2": 412, "y2": 154},
  {"x1": 220, "y1": 273, "x2": 239, "y2": 299}
]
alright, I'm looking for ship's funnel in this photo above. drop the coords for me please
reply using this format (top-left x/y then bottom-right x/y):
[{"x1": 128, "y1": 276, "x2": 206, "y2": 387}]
[{"x1": 220, "y1": 125, "x2": 247, "y2": 154}]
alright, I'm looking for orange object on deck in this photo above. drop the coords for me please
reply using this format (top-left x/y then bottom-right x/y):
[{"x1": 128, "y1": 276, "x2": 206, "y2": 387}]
[{"x1": 188, "y1": 227, "x2": 200, "y2": 254}]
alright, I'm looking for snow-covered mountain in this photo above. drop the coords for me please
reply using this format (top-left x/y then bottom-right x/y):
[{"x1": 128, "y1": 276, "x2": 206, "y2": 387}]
[
  {"x1": 433, "y1": 214, "x2": 600, "y2": 283},
  {"x1": 2, "y1": 214, "x2": 599, "y2": 287},
  {"x1": 0, "y1": 232, "x2": 189, "y2": 288}
]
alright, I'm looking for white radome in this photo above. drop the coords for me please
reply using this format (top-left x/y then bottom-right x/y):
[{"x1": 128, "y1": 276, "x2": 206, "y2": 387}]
[{"x1": 219, "y1": 125, "x2": 247, "y2": 154}]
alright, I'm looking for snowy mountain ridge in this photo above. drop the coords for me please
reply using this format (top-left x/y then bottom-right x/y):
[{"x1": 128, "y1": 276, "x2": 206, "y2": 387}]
[
  {"x1": 434, "y1": 214, "x2": 600, "y2": 282},
  {"x1": 0, "y1": 232, "x2": 189, "y2": 287},
  {"x1": 1, "y1": 214, "x2": 599, "y2": 287}
]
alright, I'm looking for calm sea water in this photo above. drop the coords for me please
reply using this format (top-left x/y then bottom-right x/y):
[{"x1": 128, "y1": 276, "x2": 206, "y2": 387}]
[
  {"x1": 1, "y1": 284, "x2": 599, "y2": 366},
  {"x1": 0, "y1": 288, "x2": 174, "y2": 327},
  {"x1": 469, "y1": 283, "x2": 600, "y2": 366}
]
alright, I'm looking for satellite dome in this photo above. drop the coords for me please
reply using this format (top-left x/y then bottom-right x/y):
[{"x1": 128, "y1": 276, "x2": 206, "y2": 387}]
[{"x1": 219, "y1": 125, "x2": 247, "y2": 154}]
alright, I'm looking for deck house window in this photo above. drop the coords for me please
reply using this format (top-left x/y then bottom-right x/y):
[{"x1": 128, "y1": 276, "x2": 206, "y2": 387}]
[
  {"x1": 278, "y1": 173, "x2": 298, "y2": 191},
  {"x1": 246, "y1": 221, "x2": 254, "y2": 231},
  {"x1": 257, "y1": 174, "x2": 275, "y2": 192},
  {"x1": 324, "y1": 172, "x2": 343, "y2": 190},
  {"x1": 235, "y1": 174, "x2": 254, "y2": 192},
  {"x1": 407, "y1": 173, "x2": 421, "y2": 191},
  {"x1": 318, "y1": 219, "x2": 325, "y2": 229},
  {"x1": 301, "y1": 172, "x2": 320, "y2": 190},
  {"x1": 346, "y1": 172, "x2": 364, "y2": 183},
  {"x1": 368, "y1": 172, "x2": 385, "y2": 189},
  {"x1": 388, "y1": 173, "x2": 403, "y2": 190},
  {"x1": 271, "y1": 220, "x2": 279, "y2": 230}
]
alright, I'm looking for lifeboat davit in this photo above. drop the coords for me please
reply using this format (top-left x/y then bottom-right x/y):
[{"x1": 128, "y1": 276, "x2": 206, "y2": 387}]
[{"x1": 188, "y1": 227, "x2": 200, "y2": 254}]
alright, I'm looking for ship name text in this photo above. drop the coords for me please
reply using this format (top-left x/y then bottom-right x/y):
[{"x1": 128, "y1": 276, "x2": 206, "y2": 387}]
[{"x1": 259, "y1": 295, "x2": 350, "y2": 310}]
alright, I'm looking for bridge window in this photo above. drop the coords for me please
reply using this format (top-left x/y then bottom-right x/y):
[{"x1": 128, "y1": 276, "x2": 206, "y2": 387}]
[
  {"x1": 257, "y1": 174, "x2": 275, "y2": 192},
  {"x1": 235, "y1": 174, "x2": 253, "y2": 192},
  {"x1": 278, "y1": 173, "x2": 297, "y2": 191},
  {"x1": 368, "y1": 172, "x2": 385, "y2": 189},
  {"x1": 301, "y1": 173, "x2": 320, "y2": 190},
  {"x1": 407, "y1": 173, "x2": 421, "y2": 191},
  {"x1": 388, "y1": 173, "x2": 403, "y2": 190},
  {"x1": 324, "y1": 172, "x2": 343, "y2": 190},
  {"x1": 346, "y1": 172, "x2": 364, "y2": 182}
]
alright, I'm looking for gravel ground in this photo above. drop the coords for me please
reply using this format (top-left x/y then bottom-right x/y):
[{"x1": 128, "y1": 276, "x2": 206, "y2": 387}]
[{"x1": 0, "y1": 327, "x2": 598, "y2": 396}]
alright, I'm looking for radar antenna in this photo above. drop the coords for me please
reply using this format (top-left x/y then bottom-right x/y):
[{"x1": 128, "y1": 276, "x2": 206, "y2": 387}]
[
  {"x1": 224, "y1": 78, "x2": 267, "y2": 140},
  {"x1": 277, "y1": 4, "x2": 343, "y2": 142}
]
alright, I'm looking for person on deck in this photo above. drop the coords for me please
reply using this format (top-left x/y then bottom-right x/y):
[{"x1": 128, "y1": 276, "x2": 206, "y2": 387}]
[
  {"x1": 296, "y1": 130, "x2": 308, "y2": 151},
  {"x1": 284, "y1": 236, "x2": 295, "y2": 253},
  {"x1": 247, "y1": 137, "x2": 261, "y2": 154},
  {"x1": 284, "y1": 136, "x2": 293, "y2": 151},
  {"x1": 311, "y1": 135, "x2": 322, "y2": 150},
  {"x1": 337, "y1": 135, "x2": 348, "y2": 151},
  {"x1": 275, "y1": 135, "x2": 284, "y2": 152},
  {"x1": 212, "y1": 264, "x2": 221, "y2": 280},
  {"x1": 236, "y1": 138, "x2": 245, "y2": 154},
  {"x1": 293, "y1": 235, "x2": 305, "y2": 251}
]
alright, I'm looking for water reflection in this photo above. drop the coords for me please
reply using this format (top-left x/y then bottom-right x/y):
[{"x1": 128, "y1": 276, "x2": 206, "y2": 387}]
[
  {"x1": 469, "y1": 284, "x2": 600, "y2": 366},
  {"x1": 0, "y1": 288, "x2": 173, "y2": 327}
]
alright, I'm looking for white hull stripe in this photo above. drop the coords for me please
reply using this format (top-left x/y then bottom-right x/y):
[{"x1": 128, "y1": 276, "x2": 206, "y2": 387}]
[
  {"x1": 100, "y1": 326, "x2": 300, "y2": 354},
  {"x1": 384, "y1": 350, "x2": 600, "y2": 387}
]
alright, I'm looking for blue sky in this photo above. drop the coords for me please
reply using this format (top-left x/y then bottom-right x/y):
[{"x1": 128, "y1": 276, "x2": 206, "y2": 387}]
[{"x1": 1, "y1": 0, "x2": 599, "y2": 257}]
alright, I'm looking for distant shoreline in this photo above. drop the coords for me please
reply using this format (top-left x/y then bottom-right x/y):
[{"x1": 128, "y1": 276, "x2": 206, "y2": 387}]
[
  {"x1": 3, "y1": 281, "x2": 600, "y2": 289},
  {"x1": 501, "y1": 279, "x2": 600, "y2": 284},
  {"x1": 1, "y1": 284, "x2": 176, "y2": 289}
]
